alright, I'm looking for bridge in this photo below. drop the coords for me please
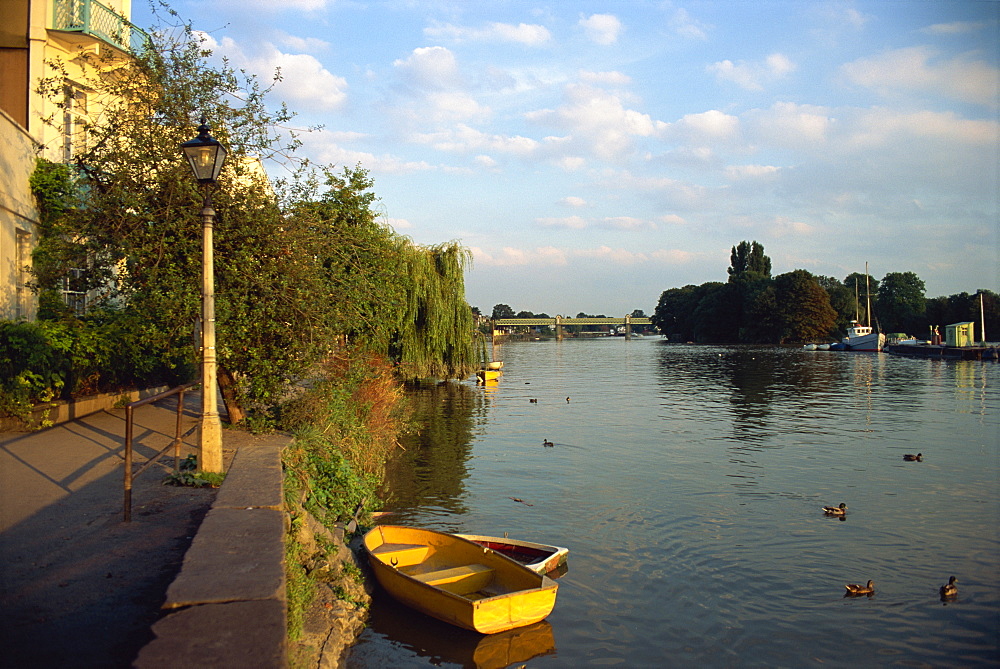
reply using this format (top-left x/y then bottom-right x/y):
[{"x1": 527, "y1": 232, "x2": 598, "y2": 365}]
[{"x1": 492, "y1": 315, "x2": 654, "y2": 341}]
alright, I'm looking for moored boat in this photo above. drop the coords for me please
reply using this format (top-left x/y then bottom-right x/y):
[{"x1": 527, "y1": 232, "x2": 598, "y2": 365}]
[
  {"x1": 841, "y1": 263, "x2": 885, "y2": 352},
  {"x1": 363, "y1": 525, "x2": 559, "y2": 634},
  {"x1": 476, "y1": 369, "x2": 502, "y2": 383},
  {"x1": 842, "y1": 320, "x2": 886, "y2": 352},
  {"x1": 456, "y1": 534, "x2": 569, "y2": 575}
]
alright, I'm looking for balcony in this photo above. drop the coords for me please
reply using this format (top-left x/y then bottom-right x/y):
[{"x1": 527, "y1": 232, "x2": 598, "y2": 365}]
[{"x1": 51, "y1": 0, "x2": 150, "y2": 55}]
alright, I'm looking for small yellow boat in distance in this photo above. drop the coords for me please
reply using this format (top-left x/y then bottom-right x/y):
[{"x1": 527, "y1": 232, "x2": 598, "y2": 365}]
[{"x1": 363, "y1": 525, "x2": 559, "y2": 634}]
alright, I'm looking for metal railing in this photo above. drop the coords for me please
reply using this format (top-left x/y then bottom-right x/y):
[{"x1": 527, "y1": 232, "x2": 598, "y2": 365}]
[
  {"x1": 123, "y1": 382, "x2": 197, "y2": 522},
  {"x1": 52, "y1": 0, "x2": 152, "y2": 54}
]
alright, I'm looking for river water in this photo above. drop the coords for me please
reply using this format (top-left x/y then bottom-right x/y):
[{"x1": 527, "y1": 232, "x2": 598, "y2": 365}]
[{"x1": 347, "y1": 339, "x2": 999, "y2": 668}]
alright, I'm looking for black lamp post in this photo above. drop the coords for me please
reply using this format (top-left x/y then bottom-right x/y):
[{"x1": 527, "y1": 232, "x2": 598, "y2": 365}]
[{"x1": 180, "y1": 116, "x2": 227, "y2": 473}]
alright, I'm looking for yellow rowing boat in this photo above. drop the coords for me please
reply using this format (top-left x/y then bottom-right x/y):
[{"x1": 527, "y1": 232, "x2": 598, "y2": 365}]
[{"x1": 362, "y1": 525, "x2": 558, "y2": 634}]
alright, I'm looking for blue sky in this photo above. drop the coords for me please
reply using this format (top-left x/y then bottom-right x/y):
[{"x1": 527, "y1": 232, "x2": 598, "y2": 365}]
[{"x1": 134, "y1": 1, "x2": 999, "y2": 317}]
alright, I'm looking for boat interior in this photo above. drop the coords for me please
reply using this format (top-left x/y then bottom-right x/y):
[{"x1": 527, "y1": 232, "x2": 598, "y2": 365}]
[{"x1": 370, "y1": 537, "x2": 540, "y2": 599}]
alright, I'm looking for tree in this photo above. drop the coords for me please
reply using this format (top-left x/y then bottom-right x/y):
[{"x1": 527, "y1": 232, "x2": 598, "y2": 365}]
[
  {"x1": 727, "y1": 241, "x2": 772, "y2": 340},
  {"x1": 32, "y1": 15, "x2": 477, "y2": 419},
  {"x1": 491, "y1": 304, "x2": 515, "y2": 320},
  {"x1": 876, "y1": 272, "x2": 926, "y2": 334},
  {"x1": 728, "y1": 241, "x2": 772, "y2": 284},
  {"x1": 815, "y1": 276, "x2": 853, "y2": 334},
  {"x1": 773, "y1": 270, "x2": 838, "y2": 343}
]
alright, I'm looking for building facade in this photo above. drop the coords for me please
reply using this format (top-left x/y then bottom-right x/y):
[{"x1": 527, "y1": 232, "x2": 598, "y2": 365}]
[{"x1": 1, "y1": 0, "x2": 144, "y2": 321}]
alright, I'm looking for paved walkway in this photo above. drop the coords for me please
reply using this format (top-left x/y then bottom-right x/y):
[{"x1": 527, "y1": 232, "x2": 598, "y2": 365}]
[{"x1": 0, "y1": 395, "x2": 233, "y2": 668}]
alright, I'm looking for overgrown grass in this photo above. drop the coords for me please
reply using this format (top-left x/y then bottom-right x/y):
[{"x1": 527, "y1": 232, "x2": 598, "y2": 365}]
[{"x1": 281, "y1": 351, "x2": 410, "y2": 641}]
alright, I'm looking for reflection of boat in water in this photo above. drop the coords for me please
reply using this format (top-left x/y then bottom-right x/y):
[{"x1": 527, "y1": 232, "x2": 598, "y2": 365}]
[
  {"x1": 363, "y1": 525, "x2": 558, "y2": 634},
  {"x1": 360, "y1": 595, "x2": 557, "y2": 669},
  {"x1": 457, "y1": 534, "x2": 569, "y2": 575}
]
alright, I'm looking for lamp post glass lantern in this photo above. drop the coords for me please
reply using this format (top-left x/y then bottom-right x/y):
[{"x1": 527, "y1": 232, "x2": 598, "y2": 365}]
[
  {"x1": 181, "y1": 116, "x2": 227, "y2": 184},
  {"x1": 181, "y1": 116, "x2": 227, "y2": 474}
]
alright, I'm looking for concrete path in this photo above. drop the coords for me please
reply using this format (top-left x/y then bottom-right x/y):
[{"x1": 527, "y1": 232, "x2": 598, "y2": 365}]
[{"x1": 0, "y1": 395, "x2": 230, "y2": 668}]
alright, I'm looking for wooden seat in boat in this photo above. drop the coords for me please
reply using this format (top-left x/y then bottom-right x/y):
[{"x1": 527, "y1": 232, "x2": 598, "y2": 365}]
[{"x1": 412, "y1": 564, "x2": 494, "y2": 594}]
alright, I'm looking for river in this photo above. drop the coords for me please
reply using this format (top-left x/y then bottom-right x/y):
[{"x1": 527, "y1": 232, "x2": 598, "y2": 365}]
[{"x1": 347, "y1": 339, "x2": 999, "y2": 668}]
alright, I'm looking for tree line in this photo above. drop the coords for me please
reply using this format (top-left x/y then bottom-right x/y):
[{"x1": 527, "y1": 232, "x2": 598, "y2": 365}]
[{"x1": 652, "y1": 241, "x2": 998, "y2": 344}]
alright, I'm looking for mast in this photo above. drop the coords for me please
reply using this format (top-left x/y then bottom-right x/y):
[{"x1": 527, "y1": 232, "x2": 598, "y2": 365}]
[
  {"x1": 865, "y1": 262, "x2": 872, "y2": 328},
  {"x1": 981, "y1": 291, "x2": 987, "y2": 343},
  {"x1": 854, "y1": 277, "x2": 860, "y2": 323}
]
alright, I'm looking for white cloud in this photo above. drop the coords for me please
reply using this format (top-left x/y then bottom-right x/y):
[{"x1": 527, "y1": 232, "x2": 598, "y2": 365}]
[
  {"x1": 196, "y1": 34, "x2": 348, "y2": 111},
  {"x1": 471, "y1": 246, "x2": 568, "y2": 266},
  {"x1": 767, "y1": 216, "x2": 815, "y2": 237},
  {"x1": 669, "y1": 8, "x2": 709, "y2": 40},
  {"x1": 575, "y1": 246, "x2": 647, "y2": 264},
  {"x1": 526, "y1": 83, "x2": 668, "y2": 160},
  {"x1": 650, "y1": 249, "x2": 697, "y2": 263},
  {"x1": 602, "y1": 216, "x2": 655, "y2": 230},
  {"x1": 474, "y1": 155, "x2": 498, "y2": 170},
  {"x1": 411, "y1": 125, "x2": 538, "y2": 155},
  {"x1": 424, "y1": 21, "x2": 551, "y2": 46},
  {"x1": 219, "y1": 0, "x2": 329, "y2": 10},
  {"x1": 302, "y1": 131, "x2": 434, "y2": 175},
  {"x1": 657, "y1": 214, "x2": 687, "y2": 226},
  {"x1": 669, "y1": 109, "x2": 740, "y2": 141},
  {"x1": 384, "y1": 217, "x2": 413, "y2": 230},
  {"x1": 579, "y1": 70, "x2": 632, "y2": 86},
  {"x1": 394, "y1": 46, "x2": 462, "y2": 90},
  {"x1": 745, "y1": 102, "x2": 831, "y2": 147},
  {"x1": 537, "y1": 216, "x2": 587, "y2": 229},
  {"x1": 276, "y1": 32, "x2": 329, "y2": 53},
  {"x1": 579, "y1": 14, "x2": 623, "y2": 45},
  {"x1": 708, "y1": 53, "x2": 797, "y2": 91},
  {"x1": 560, "y1": 196, "x2": 587, "y2": 207},
  {"x1": 725, "y1": 164, "x2": 781, "y2": 180},
  {"x1": 920, "y1": 21, "x2": 987, "y2": 36},
  {"x1": 841, "y1": 46, "x2": 999, "y2": 107}
]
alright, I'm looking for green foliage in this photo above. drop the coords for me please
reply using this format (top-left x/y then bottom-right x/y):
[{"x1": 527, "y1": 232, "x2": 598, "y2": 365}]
[
  {"x1": 162, "y1": 454, "x2": 226, "y2": 487},
  {"x1": 773, "y1": 270, "x2": 838, "y2": 343},
  {"x1": 0, "y1": 321, "x2": 64, "y2": 418},
  {"x1": 33, "y1": 9, "x2": 478, "y2": 424},
  {"x1": 0, "y1": 316, "x2": 190, "y2": 420},
  {"x1": 284, "y1": 533, "x2": 315, "y2": 641},
  {"x1": 876, "y1": 272, "x2": 926, "y2": 333}
]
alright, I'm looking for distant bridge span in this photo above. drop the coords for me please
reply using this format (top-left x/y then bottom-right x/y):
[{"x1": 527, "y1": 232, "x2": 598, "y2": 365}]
[{"x1": 492, "y1": 315, "x2": 654, "y2": 340}]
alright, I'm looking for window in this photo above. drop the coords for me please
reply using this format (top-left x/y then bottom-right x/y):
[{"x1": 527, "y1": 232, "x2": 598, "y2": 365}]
[
  {"x1": 62, "y1": 84, "x2": 89, "y2": 162},
  {"x1": 62, "y1": 267, "x2": 88, "y2": 315},
  {"x1": 15, "y1": 228, "x2": 31, "y2": 319}
]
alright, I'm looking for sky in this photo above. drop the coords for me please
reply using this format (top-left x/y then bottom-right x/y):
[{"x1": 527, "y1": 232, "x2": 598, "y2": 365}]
[{"x1": 132, "y1": 1, "x2": 999, "y2": 317}]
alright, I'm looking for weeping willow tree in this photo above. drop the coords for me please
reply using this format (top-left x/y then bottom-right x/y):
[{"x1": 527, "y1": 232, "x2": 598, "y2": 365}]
[
  {"x1": 390, "y1": 242, "x2": 478, "y2": 380},
  {"x1": 286, "y1": 166, "x2": 478, "y2": 383}
]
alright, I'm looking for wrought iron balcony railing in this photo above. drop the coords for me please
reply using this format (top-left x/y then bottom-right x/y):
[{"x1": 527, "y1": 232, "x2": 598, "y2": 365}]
[{"x1": 52, "y1": 0, "x2": 151, "y2": 54}]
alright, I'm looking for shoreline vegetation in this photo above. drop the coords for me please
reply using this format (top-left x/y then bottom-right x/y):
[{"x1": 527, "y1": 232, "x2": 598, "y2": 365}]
[{"x1": 279, "y1": 352, "x2": 412, "y2": 667}]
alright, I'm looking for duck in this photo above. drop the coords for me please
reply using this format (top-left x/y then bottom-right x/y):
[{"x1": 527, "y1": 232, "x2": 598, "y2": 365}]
[
  {"x1": 529, "y1": 398, "x2": 538, "y2": 403},
  {"x1": 822, "y1": 503, "x2": 848, "y2": 516},
  {"x1": 903, "y1": 453, "x2": 923, "y2": 461},
  {"x1": 940, "y1": 576, "x2": 958, "y2": 598},
  {"x1": 566, "y1": 397, "x2": 570, "y2": 403},
  {"x1": 542, "y1": 439, "x2": 554, "y2": 447},
  {"x1": 844, "y1": 580, "x2": 875, "y2": 596}
]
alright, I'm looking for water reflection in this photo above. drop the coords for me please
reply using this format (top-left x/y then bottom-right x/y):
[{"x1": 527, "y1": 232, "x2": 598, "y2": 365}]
[
  {"x1": 352, "y1": 593, "x2": 555, "y2": 669},
  {"x1": 379, "y1": 381, "x2": 484, "y2": 522},
  {"x1": 351, "y1": 341, "x2": 1000, "y2": 667}
]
